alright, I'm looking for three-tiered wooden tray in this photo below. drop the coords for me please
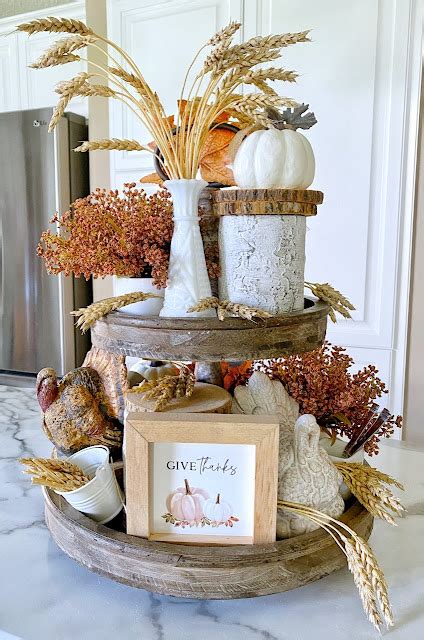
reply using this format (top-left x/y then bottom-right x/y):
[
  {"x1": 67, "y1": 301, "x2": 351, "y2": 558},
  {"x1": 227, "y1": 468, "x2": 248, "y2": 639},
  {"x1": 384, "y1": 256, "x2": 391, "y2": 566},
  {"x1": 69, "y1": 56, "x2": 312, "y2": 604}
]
[{"x1": 44, "y1": 298, "x2": 374, "y2": 599}]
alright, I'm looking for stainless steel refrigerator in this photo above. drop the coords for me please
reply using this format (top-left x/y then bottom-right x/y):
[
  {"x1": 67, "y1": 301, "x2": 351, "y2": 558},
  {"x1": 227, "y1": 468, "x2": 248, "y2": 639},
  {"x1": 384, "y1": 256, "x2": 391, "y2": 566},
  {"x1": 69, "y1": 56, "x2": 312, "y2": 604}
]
[{"x1": 0, "y1": 108, "x2": 92, "y2": 379}]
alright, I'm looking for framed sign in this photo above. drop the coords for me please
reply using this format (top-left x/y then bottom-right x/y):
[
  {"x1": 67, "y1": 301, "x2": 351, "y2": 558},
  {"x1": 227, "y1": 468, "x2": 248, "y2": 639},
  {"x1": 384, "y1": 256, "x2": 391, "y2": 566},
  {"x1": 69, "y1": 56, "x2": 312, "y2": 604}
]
[{"x1": 125, "y1": 413, "x2": 279, "y2": 545}]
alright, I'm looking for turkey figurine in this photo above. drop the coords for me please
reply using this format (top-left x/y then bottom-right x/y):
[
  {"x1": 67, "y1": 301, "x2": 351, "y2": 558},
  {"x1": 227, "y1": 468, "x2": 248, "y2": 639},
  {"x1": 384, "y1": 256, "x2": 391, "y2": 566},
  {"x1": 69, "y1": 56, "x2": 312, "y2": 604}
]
[
  {"x1": 233, "y1": 371, "x2": 344, "y2": 538},
  {"x1": 36, "y1": 367, "x2": 123, "y2": 455}
]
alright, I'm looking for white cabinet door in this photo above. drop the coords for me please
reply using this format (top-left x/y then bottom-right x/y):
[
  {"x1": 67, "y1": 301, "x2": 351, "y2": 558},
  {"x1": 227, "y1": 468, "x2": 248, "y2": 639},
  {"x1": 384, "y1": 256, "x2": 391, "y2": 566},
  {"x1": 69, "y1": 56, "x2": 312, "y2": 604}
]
[
  {"x1": 0, "y1": 1, "x2": 87, "y2": 115},
  {"x1": 0, "y1": 33, "x2": 21, "y2": 112},
  {"x1": 108, "y1": 0, "x2": 243, "y2": 189},
  {"x1": 18, "y1": 30, "x2": 87, "y2": 115},
  {"x1": 16, "y1": 1, "x2": 87, "y2": 114},
  {"x1": 254, "y1": 0, "x2": 420, "y2": 420}
]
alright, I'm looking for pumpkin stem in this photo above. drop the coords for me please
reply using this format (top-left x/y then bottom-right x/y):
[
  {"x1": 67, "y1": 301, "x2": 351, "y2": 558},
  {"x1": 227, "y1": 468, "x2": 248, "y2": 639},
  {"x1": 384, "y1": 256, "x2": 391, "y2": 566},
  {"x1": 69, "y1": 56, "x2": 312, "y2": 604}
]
[
  {"x1": 149, "y1": 360, "x2": 164, "y2": 367},
  {"x1": 184, "y1": 478, "x2": 192, "y2": 495},
  {"x1": 216, "y1": 493, "x2": 220, "y2": 504}
]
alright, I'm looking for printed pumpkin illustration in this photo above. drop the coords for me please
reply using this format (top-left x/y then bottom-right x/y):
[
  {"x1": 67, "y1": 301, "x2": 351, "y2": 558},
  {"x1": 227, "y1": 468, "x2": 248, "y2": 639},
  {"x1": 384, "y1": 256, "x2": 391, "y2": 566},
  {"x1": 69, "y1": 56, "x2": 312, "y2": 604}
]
[
  {"x1": 166, "y1": 479, "x2": 209, "y2": 522},
  {"x1": 203, "y1": 493, "x2": 232, "y2": 523}
]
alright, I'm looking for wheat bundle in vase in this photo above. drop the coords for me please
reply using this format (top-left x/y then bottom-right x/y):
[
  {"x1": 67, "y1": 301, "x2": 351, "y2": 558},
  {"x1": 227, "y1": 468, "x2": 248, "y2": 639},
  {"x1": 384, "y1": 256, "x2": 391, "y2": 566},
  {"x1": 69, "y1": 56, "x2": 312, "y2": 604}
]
[{"x1": 17, "y1": 17, "x2": 309, "y2": 316}]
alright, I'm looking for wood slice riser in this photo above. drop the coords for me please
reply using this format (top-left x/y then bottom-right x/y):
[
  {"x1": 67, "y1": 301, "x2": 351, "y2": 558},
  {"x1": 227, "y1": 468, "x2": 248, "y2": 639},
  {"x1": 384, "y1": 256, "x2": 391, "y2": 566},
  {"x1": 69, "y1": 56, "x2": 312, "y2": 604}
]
[
  {"x1": 44, "y1": 488, "x2": 373, "y2": 600},
  {"x1": 91, "y1": 299, "x2": 328, "y2": 362}
]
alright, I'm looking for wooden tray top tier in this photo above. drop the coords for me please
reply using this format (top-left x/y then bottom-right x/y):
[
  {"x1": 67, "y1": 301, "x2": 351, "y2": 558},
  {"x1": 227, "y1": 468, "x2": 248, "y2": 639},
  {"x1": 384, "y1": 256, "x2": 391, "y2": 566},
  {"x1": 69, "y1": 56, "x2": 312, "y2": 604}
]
[
  {"x1": 212, "y1": 188, "x2": 324, "y2": 216},
  {"x1": 44, "y1": 484, "x2": 373, "y2": 600},
  {"x1": 90, "y1": 298, "x2": 329, "y2": 361}
]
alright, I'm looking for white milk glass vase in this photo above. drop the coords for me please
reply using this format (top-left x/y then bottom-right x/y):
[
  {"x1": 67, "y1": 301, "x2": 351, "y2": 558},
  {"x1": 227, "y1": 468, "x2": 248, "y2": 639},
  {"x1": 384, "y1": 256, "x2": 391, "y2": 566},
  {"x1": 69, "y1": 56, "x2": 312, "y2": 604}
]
[{"x1": 160, "y1": 178, "x2": 215, "y2": 317}]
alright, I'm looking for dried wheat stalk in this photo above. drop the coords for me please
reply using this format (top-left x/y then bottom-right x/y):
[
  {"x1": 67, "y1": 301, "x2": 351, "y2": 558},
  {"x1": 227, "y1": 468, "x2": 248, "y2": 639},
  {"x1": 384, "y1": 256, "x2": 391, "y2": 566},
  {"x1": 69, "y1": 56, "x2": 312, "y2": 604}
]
[
  {"x1": 74, "y1": 84, "x2": 117, "y2": 98},
  {"x1": 207, "y1": 21, "x2": 241, "y2": 47},
  {"x1": 131, "y1": 367, "x2": 196, "y2": 411},
  {"x1": 18, "y1": 17, "x2": 310, "y2": 178},
  {"x1": 335, "y1": 462, "x2": 405, "y2": 525},
  {"x1": 30, "y1": 35, "x2": 94, "y2": 68},
  {"x1": 304, "y1": 281, "x2": 355, "y2": 322},
  {"x1": 108, "y1": 66, "x2": 147, "y2": 94},
  {"x1": 342, "y1": 534, "x2": 384, "y2": 629},
  {"x1": 71, "y1": 292, "x2": 163, "y2": 332},
  {"x1": 279, "y1": 500, "x2": 394, "y2": 630},
  {"x1": 31, "y1": 53, "x2": 81, "y2": 68},
  {"x1": 187, "y1": 296, "x2": 272, "y2": 322},
  {"x1": 242, "y1": 67, "x2": 298, "y2": 95},
  {"x1": 17, "y1": 17, "x2": 93, "y2": 36},
  {"x1": 20, "y1": 457, "x2": 90, "y2": 492},
  {"x1": 49, "y1": 71, "x2": 89, "y2": 131},
  {"x1": 74, "y1": 138, "x2": 145, "y2": 153},
  {"x1": 230, "y1": 93, "x2": 298, "y2": 118},
  {"x1": 54, "y1": 72, "x2": 90, "y2": 96},
  {"x1": 204, "y1": 31, "x2": 310, "y2": 75}
]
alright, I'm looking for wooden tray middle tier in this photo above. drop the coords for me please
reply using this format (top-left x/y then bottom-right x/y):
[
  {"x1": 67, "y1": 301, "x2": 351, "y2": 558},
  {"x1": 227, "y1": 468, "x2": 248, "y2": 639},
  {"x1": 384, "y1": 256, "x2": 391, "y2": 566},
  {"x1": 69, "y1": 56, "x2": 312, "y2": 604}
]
[{"x1": 90, "y1": 298, "x2": 329, "y2": 361}]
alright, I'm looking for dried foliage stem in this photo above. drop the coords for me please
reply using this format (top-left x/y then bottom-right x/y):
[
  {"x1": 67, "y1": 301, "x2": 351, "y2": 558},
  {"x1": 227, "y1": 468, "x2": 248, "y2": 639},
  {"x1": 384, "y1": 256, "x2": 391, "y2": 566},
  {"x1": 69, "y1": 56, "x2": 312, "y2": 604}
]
[
  {"x1": 71, "y1": 292, "x2": 163, "y2": 332},
  {"x1": 304, "y1": 281, "x2": 355, "y2": 323},
  {"x1": 18, "y1": 17, "x2": 309, "y2": 178},
  {"x1": 335, "y1": 462, "x2": 405, "y2": 525},
  {"x1": 256, "y1": 342, "x2": 402, "y2": 455},
  {"x1": 20, "y1": 457, "x2": 90, "y2": 492},
  {"x1": 131, "y1": 365, "x2": 196, "y2": 411},
  {"x1": 278, "y1": 500, "x2": 393, "y2": 630},
  {"x1": 187, "y1": 296, "x2": 272, "y2": 321}
]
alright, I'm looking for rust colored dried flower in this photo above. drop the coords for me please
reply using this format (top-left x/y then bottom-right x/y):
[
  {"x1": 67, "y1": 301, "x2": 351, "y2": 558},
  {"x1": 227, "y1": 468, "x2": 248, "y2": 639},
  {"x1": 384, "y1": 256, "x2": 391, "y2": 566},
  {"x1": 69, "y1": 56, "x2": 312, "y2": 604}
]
[
  {"x1": 37, "y1": 183, "x2": 220, "y2": 288},
  {"x1": 256, "y1": 342, "x2": 402, "y2": 455}
]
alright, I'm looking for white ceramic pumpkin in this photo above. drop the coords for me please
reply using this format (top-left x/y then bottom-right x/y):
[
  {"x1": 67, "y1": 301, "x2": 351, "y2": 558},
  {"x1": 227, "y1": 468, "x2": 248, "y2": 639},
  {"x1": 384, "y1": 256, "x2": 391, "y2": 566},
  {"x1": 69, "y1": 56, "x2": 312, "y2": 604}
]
[
  {"x1": 203, "y1": 493, "x2": 232, "y2": 523},
  {"x1": 166, "y1": 479, "x2": 209, "y2": 521},
  {"x1": 129, "y1": 360, "x2": 178, "y2": 382},
  {"x1": 233, "y1": 128, "x2": 315, "y2": 190}
]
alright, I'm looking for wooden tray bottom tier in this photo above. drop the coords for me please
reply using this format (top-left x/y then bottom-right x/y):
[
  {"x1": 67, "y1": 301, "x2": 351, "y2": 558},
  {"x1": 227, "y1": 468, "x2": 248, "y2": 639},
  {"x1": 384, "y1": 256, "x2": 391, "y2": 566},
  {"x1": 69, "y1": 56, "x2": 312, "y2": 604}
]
[{"x1": 44, "y1": 488, "x2": 373, "y2": 600}]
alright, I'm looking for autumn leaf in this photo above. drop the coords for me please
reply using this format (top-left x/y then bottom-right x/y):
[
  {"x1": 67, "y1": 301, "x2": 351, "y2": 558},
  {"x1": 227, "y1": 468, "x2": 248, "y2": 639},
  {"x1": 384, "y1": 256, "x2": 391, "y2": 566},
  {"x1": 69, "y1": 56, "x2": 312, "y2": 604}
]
[
  {"x1": 221, "y1": 361, "x2": 252, "y2": 393},
  {"x1": 140, "y1": 172, "x2": 163, "y2": 184},
  {"x1": 199, "y1": 127, "x2": 236, "y2": 185}
]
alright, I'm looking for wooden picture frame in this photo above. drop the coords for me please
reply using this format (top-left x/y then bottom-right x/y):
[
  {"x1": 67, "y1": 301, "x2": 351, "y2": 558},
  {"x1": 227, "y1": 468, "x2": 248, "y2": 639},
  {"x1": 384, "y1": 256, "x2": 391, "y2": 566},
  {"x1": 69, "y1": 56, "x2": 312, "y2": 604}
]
[{"x1": 125, "y1": 413, "x2": 279, "y2": 545}]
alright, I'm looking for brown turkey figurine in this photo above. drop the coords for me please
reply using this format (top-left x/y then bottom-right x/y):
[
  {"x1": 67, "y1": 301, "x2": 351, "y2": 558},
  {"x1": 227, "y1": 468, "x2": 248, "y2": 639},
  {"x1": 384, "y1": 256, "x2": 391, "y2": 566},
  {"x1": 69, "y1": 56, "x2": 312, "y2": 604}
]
[{"x1": 36, "y1": 367, "x2": 123, "y2": 455}]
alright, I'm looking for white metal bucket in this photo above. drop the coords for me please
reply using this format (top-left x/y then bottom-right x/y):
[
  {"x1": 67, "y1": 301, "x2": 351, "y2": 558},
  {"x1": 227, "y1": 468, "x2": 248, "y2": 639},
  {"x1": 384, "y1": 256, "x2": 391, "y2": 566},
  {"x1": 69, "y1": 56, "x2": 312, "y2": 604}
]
[
  {"x1": 57, "y1": 445, "x2": 124, "y2": 524},
  {"x1": 113, "y1": 276, "x2": 164, "y2": 316}
]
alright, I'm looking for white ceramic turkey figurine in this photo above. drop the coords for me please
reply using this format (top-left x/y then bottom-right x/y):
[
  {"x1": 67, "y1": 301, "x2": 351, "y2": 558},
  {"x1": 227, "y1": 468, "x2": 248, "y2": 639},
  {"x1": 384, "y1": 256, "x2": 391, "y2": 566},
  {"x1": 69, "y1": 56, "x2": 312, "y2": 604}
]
[
  {"x1": 233, "y1": 104, "x2": 317, "y2": 190},
  {"x1": 233, "y1": 372, "x2": 344, "y2": 538},
  {"x1": 233, "y1": 371, "x2": 299, "y2": 475},
  {"x1": 277, "y1": 414, "x2": 345, "y2": 538}
]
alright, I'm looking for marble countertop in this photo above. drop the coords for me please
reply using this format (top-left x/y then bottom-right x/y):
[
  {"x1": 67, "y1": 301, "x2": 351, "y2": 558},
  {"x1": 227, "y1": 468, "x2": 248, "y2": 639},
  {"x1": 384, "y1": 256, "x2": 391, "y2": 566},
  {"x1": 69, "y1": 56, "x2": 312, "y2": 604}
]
[{"x1": 1, "y1": 384, "x2": 423, "y2": 640}]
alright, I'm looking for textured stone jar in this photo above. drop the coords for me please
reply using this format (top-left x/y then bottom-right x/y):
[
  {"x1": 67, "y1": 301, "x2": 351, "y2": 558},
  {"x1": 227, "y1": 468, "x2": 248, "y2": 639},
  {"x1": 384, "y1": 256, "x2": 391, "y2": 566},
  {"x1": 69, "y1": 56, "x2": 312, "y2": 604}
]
[
  {"x1": 218, "y1": 214, "x2": 306, "y2": 313},
  {"x1": 213, "y1": 188, "x2": 323, "y2": 314}
]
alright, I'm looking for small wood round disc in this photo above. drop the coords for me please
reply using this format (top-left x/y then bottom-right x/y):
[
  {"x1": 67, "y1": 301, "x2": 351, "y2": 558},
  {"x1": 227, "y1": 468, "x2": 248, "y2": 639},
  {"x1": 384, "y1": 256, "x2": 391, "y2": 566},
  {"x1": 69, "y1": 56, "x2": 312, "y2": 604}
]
[
  {"x1": 125, "y1": 382, "x2": 232, "y2": 414},
  {"x1": 213, "y1": 200, "x2": 318, "y2": 216},
  {"x1": 212, "y1": 188, "x2": 324, "y2": 204},
  {"x1": 212, "y1": 189, "x2": 323, "y2": 216}
]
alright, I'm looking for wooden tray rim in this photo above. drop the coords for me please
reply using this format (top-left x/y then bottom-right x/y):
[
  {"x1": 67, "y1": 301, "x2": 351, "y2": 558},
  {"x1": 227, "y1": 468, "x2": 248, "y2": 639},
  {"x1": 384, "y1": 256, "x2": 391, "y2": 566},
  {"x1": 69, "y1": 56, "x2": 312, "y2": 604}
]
[
  {"x1": 93, "y1": 298, "x2": 329, "y2": 332},
  {"x1": 44, "y1": 487, "x2": 372, "y2": 567}
]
